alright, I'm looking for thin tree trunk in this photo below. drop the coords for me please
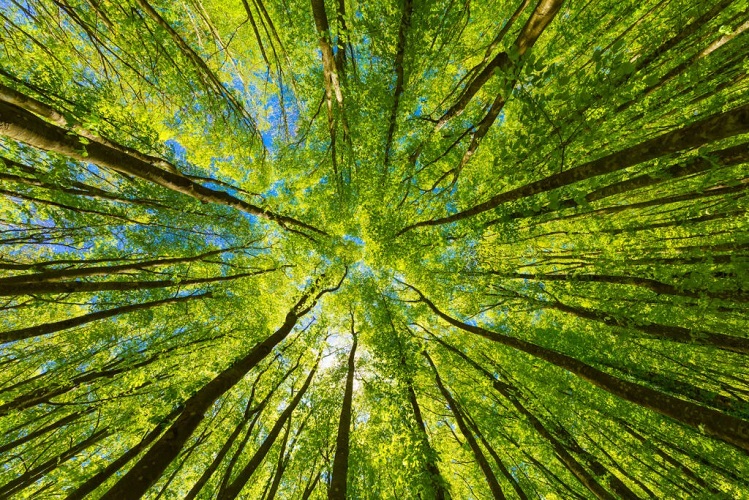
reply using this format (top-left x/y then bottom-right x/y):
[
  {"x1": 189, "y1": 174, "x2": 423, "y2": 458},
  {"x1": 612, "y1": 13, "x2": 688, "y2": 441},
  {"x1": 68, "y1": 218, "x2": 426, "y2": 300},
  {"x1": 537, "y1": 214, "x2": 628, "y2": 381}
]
[
  {"x1": 64, "y1": 407, "x2": 181, "y2": 500},
  {"x1": 265, "y1": 418, "x2": 293, "y2": 500},
  {"x1": 489, "y1": 271, "x2": 746, "y2": 303},
  {"x1": 540, "y1": 297, "x2": 749, "y2": 354},
  {"x1": 0, "y1": 409, "x2": 91, "y2": 455},
  {"x1": 406, "y1": 383, "x2": 449, "y2": 499},
  {"x1": 427, "y1": 332, "x2": 617, "y2": 500},
  {"x1": 0, "y1": 99, "x2": 325, "y2": 236},
  {"x1": 436, "y1": 0, "x2": 565, "y2": 129},
  {"x1": 0, "y1": 428, "x2": 110, "y2": 497},
  {"x1": 399, "y1": 102, "x2": 749, "y2": 233},
  {"x1": 302, "y1": 471, "x2": 322, "y2": 499},
  {"x1": 484, "y1": 142, "x2": 749, "y2": 226},
  {"x1": 383, "y1": 0, "x2": 413, "y2": 168},
  {"x1": 218, "y1": 362, "x2": 319, "y2": 499},
  {"x1": 0, "y1": 267, "x2": 279, "y2": 296},
  {"x1": 406, "y1": 282, "x2": 749, "y2": 453},
  {"x1": 0, "y1": 245, "x2": 243, "y2": 285},
  {"x1": 0, "y1": 292, "x2": 210, "y2": 344},
  {"x1": 423, "y1": 351, "x2": 506, "y2": 499},
  {"x1": 99, "y1": 275, "x2": 341, "y2": 499},
  {"x1": 462, "y1": 411, "x2": 529, "y2": 500}
]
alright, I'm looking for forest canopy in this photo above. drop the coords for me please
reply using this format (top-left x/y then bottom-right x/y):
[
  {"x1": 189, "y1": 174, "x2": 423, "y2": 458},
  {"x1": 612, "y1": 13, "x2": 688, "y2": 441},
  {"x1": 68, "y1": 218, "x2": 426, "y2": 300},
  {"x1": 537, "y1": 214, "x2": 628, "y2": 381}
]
[{"x1": 1, "y1": 0, "x2": 748, "y2": 498}]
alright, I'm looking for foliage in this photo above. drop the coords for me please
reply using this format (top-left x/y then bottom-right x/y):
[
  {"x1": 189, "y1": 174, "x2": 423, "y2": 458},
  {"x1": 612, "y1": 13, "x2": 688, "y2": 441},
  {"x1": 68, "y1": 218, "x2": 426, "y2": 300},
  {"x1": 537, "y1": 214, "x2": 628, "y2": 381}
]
[{"x1": 1, "y1": 0, "x2": 748, "y2": 498}]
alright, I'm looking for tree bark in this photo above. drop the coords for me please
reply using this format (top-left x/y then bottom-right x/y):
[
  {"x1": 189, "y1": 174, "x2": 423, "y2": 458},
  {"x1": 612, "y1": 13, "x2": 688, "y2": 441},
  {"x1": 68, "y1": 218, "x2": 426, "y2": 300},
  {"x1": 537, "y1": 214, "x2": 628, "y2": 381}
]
[
  {"x1": 0, "y1": 292, "x2": 211, "y2": 344},
  {"x1": 399, "y1": 102, "x2": 749, "y2": 234},
  {"x1": 328, "y1": 325, "x2": 358, "y2": 500},
  {"x1": 0, "y1": 245, "x2": 242, "y2": 285},
  {"x1": 0, "y1": 428, "x2": 110, "y2": 497},
  {"x1": 64, "y1": 408, "x2": 183, "y2": 500},
  {"x1": 406, "y1": 283, "x2": 749, "y2": 454},
  {"x1": 99, "y1": 275, "x2": 339, "y2": 499},
  {"x1": 406, "y1": 383, "x2": 449, "y2": 499},
  {"x1": 0, "y1": 267, "x2": 279, "y2": 296},
  {"x1": 0, "y1": 99, "x2": 325, "y2": 236},
  {"x1": 218, "y1": 362, "x2": 319, "y2": 499},
  {"x1": 489, "y1": 271, "x2": 746, "y2": 303},
  {"x1": 437, "y1": 0, "x2": 565, "y2": 129},
  {"x1": 0, "y1": 409, "x2": 91, "y2": 455},
  {"x1": 383, "y1": 0, "x2": 413, "y2": 167},
  {"x1": 427, "y1": 332, "x2": 617, "y2": 500},
  {"x1": 484, "y1": 142, "x2": 749, "y2": 227},
  {"x1": 423, "y1": 351, "x2": 506, "y2": 499}
]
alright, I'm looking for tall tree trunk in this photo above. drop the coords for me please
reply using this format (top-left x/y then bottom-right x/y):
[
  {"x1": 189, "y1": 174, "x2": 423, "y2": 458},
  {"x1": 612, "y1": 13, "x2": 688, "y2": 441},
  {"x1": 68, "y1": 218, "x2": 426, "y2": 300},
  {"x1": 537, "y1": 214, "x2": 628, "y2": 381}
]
[
  {"x1": 183, "y1": 407, "x2": 255, "y2": 500},
  {"x1": 423, "y1": 351, "x2": 506, "y2": 499},
  {"x1": 0, "y1": 292, "x2": 211, "y2": 344},
  {"x1": 265, "y1": 418, "x2": 293, "y2": 500},
  {"x1": 99, "y1": 275, "x2": 341, "y2": 499},
  {"x1": 218, "y1": 361, "x2": 319, "y2": 499},
  {"x1": 406, "y1": 283, "x2": 749, "y2": 453},
  {"x1": 383, "y1": 0, "x2": 413, "y2": 168},
  {"x1": 399, "y1": 102, "x2": 749, "y2": 233},
  {"x1": 436, "y1": 0, "x2": 565, "y2": 128},
  {"x1": 0, "y1": 99, "x2": 324, "y2": 236},
  {"x1": 488, "y1": 271, "x2": 745, "y2": 303},
  {"x1": 427, "y1": 332, "x2": 616, "y2": 500},
  {"x1": 406, "y1": 383, "x2": 449, "y2": 499},
  {"x1": 0, "y1": 245, "x2": 243, "y2": 285},
  {"x1": 0, "y1": 267, "x2": 279, "y2": 296},
  {"x1": 462, "y1": 410, "x2": 529, "y2": 500},
  {"x1": 0, "y1": 409, "x2": 91, "y2": 455},
  {"x1": 328, "y1": 323, "x2": 358, "y2": 500},
  {"x1": 65, "y1": 407, "x2": 183, "y2": 500},
  {"x1": 0, "y1": 428, "x2": 110, "y2": 497}
]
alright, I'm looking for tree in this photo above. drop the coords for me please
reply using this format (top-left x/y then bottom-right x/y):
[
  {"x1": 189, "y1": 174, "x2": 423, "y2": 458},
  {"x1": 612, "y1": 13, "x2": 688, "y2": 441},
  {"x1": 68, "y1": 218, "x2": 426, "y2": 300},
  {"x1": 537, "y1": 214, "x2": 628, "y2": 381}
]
[{"x1": 1, "y1": 0, "x2": 748, "y2": 498}]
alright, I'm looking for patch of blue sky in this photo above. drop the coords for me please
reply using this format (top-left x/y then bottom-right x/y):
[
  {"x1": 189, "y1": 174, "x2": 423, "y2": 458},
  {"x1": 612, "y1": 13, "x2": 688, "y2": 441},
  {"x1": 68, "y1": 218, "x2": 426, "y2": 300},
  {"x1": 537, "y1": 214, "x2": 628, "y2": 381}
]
[
  {"x1": 412, "y1": 102, "x2": 424, "y2": 118},
  {"x1": 263, "y1": 178, "x2": 290, "y2": 199},
  {"x1": 240, "y1": 211, "x2": 260, "y2": 226},
  {"x1": 231, "y1": 73, "x2": 245, "y2": 94},
  {"x1": 2, "y1": 0, "x2": 31, "y2": 17},
  {"x1": 342, "y1": 234, "x2": 365, "y2": 246},
  {"x1": 261, "y1": 129, "x2": 274, "y2": 150},
  {"x1": 165, "y1": 139, "x2": 188, "y2": 163}
]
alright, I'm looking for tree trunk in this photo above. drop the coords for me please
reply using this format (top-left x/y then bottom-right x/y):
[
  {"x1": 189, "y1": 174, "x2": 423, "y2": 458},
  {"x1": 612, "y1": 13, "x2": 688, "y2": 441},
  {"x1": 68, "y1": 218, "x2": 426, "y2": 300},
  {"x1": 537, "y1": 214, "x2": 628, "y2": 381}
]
[
  {"x1": 0, "y1": 99, "x2": 324, "y2": 236},
  {"x1": 437, "y1": 0, "x2": 565, "y2": 128},
  {"x1": 399, "y1": 102, "x2": 749, "y2": 233},
  {"x1": 406, "y1": 383, "x2": 449, "y2": 499},
  {"x1": 0, "y1": 246, "x2": 242, "y2": 285},
  {"x1": 218, "y1": 362, "x2": 319, "y2": 499},
  {"x1": 0, "y1": 428, "x2": 110, "y2": 497},
  {"x1": 0, "y1": 267, "x2": 279, "y2": 296},
  {"x1": 265, "y1": 418, "x2": 293, "y2": 500},
  {"x1": 0, "y1": 409, "x2": 91, "y2": 455},
  {"x1": 407, "y1": 283, "x2": 749, "y2": 453},
  {"x1": 99, "y1": 277, "x2": 336, "y2": 499},
  {"x1": 64, "y1": 407, "x2": 182, "y2": 500},
  {"x1": 423, "y1": 351, "x2": 506, "y2": 499},
  {"x1": 490, "y1": 271, "x2": 746, "y2": 303},
  {"x1": 462, "y1": 411, "x2": 529, "y2": 500},
  {"x1": 427, "y1": 332, "x2": 616, "y2": 500},
  {"x1": 328, "y1": 326, "x2": 358, "y2": 500},
  {"x1": 0, "y1": 292, "x2": 211, "y2": 344}
]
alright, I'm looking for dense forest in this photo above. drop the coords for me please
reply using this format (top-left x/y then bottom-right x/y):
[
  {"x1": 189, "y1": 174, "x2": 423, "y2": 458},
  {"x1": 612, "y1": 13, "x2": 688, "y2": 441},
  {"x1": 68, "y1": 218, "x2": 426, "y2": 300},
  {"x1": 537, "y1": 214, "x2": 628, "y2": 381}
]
[{"x1": 0, "y1": 0, "x2": 748, "y2": 497}]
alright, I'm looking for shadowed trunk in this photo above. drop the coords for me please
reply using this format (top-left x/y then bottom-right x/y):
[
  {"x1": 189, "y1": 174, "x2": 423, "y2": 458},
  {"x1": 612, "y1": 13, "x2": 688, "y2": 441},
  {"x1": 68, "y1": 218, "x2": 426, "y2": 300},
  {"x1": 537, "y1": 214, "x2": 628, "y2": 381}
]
[
  {"x1": 218, "y1": 361, "x2": 319, "y2": 499},
  {"x1": 424, "y1": 351, "x2": 506, "y2": 499},
  {"x1": 406, "y1": 282, "x2": 749, "y2": 454},
  {"x1": 0, "y1": 292, "x2": 211, "y2": 344},
  {"x1": 328, "y1": 324, "x2": 358, "y2": 500}
]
